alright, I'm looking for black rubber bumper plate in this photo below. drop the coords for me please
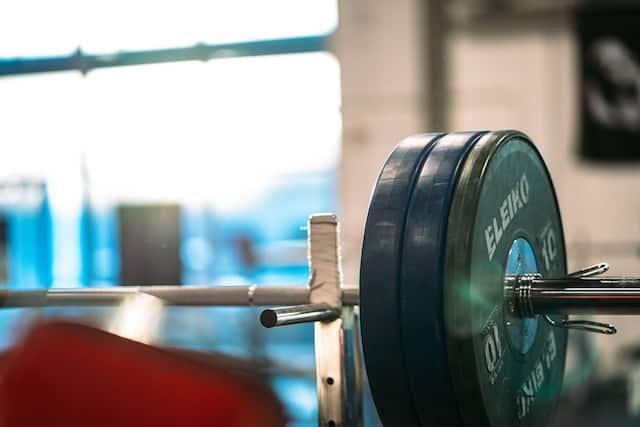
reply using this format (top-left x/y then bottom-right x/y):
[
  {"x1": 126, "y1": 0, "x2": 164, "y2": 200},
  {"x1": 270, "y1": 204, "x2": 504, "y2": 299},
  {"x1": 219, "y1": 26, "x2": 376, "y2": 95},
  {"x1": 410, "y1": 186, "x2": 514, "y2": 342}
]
[
  {"x1": 361, "y1": 130, "x2": 569, "y2": 427},
  {"x1": 360, "y1": 133, "x2": 443, "y2": 427}
]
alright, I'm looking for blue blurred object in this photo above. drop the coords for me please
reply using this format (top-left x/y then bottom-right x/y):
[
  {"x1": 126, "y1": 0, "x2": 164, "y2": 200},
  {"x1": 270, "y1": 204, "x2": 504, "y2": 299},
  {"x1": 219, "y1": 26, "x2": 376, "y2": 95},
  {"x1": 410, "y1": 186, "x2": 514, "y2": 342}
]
[
  {"x1": 87, "y1": 206, "x2": 119, "y2": 286},
  {"x1": 181, "y1": 170, "x2": 336, "y2": 286},
  {"x1": 0, "y1": 179, "x2": 52, "y2": 289},
  {"x1": 272, "y1": 376, "x2": 318, "y2": 426}
]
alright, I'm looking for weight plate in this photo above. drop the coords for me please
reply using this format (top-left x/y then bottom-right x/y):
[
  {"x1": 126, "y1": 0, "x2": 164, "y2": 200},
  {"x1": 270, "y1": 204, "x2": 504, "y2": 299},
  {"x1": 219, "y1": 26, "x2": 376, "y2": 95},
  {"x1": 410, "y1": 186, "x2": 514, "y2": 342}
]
[
  {"x1": 444, "y1": 131, "x2": 568, "y2": 427},
  {"x1": 400, "y1": 131, "x2": 488, "y2": 427},
  {"x1": 360, "y1": 133, "x2": 444, "y2": 427}
]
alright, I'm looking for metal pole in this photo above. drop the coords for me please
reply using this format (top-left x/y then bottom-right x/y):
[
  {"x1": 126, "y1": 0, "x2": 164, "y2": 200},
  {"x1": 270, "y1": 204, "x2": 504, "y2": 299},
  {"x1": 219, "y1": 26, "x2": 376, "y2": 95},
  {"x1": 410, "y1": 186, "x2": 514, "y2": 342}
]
[
  {"x1": 0, "y1": 286, "x2": 360, "y2": 309},
  {"x1": 260, "y1": 304, "x2": 338, "y2": 328}
]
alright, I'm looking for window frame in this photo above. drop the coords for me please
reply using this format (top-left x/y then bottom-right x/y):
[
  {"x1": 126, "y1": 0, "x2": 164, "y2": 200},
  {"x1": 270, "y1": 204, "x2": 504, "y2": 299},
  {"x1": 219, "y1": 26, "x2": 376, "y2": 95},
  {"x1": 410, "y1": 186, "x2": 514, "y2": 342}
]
[{"x1": 0, "y1": 35, "x2": 328, "y2": 77}]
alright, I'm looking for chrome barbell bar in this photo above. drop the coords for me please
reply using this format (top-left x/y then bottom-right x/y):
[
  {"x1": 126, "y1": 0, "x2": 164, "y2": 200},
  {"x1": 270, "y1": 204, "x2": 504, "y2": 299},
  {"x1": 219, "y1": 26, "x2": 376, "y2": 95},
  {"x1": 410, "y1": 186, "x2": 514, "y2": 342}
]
[
  {"x1": 0, "y1": 285, "x2": 359, "y2": 309},
  {"x1": 3, "y1": 265, "x2": 640, "y2": 332}
]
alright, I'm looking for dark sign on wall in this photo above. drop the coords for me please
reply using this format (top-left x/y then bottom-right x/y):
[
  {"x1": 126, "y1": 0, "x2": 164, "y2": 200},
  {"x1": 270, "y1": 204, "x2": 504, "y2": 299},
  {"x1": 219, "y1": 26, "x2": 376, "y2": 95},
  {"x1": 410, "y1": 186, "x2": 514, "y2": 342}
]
[
  {"x1": 578, "y1": 6, "x2": 640, "y2": 161},
  {"x1": 118, "y1": 204, "x2": 181, "y2": 286}
]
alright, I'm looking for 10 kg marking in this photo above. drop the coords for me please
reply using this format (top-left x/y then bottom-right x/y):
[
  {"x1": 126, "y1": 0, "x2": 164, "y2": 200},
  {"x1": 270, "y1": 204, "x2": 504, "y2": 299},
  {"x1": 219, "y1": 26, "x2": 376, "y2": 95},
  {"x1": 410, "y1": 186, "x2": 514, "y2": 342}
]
[
  {"x1": 483, "y1": 321, "x2": 504, "y2": 384},
  {"x1": 540, "y1": 225, "x2": 558, "y2": 272}
]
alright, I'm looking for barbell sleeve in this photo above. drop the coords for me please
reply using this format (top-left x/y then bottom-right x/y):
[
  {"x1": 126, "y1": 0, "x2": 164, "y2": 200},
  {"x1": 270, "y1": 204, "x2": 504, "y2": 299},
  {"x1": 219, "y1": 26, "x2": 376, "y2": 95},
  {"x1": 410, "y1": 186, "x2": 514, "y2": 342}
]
[{"x1": 522, "y1": 277, "x2": 640, "y2": 315}]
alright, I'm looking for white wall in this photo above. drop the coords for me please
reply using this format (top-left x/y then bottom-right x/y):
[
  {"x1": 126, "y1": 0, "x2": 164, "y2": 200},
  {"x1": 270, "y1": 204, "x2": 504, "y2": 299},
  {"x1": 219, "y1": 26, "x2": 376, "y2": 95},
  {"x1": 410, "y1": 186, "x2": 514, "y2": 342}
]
[{"x1": 332, "y1": 0, "x2": 430, "y2": 285}]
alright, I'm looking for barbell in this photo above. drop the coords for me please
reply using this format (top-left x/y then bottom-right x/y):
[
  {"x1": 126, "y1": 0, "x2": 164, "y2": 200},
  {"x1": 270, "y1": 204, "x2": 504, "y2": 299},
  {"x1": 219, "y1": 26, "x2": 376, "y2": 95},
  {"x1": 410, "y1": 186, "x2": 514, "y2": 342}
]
[{"x1": 1, "y1": 130, "x2": 639, "y2": 427}]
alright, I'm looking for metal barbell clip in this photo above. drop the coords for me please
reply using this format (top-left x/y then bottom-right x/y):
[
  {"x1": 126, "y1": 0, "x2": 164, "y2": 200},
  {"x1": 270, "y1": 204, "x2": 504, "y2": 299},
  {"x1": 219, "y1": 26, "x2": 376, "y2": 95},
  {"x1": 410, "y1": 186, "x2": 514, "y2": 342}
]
[
  {"x1": 541, "y1": 315, "x2": 616, "y2": 335},
  {"x1": 542, "y1": 263, "x2": 616, "y2": 334}
]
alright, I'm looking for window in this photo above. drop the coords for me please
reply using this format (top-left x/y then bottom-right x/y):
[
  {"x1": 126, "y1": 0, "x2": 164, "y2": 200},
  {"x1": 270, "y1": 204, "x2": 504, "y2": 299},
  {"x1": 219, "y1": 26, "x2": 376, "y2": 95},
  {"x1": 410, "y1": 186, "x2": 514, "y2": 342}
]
[{"x1": 0, "y1": 4, "x2": 340, "y2": 423}]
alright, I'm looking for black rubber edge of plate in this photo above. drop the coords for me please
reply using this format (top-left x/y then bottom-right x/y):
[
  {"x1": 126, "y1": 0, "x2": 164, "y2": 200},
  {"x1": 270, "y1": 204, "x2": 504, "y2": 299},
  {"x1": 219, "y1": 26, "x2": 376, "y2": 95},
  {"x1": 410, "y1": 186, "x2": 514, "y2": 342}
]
[
  {"x1": 360, "y1": 132, "x2": 446, "y2": 427},
  {"x1": 400, "y1": 131, "x2": 488, "y2": 427}
]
